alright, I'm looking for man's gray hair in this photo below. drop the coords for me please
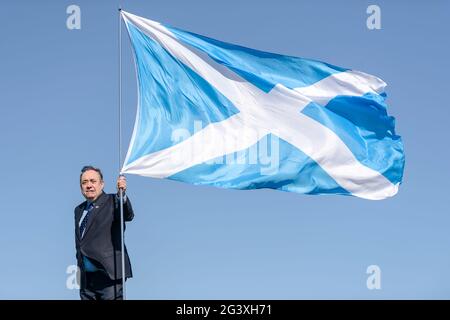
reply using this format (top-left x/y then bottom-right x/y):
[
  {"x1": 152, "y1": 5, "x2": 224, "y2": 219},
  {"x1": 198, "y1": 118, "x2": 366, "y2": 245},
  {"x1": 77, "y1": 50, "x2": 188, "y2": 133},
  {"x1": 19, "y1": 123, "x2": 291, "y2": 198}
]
[{"x1": 80, "y1": 165, "x2": 104, "y2": 182}]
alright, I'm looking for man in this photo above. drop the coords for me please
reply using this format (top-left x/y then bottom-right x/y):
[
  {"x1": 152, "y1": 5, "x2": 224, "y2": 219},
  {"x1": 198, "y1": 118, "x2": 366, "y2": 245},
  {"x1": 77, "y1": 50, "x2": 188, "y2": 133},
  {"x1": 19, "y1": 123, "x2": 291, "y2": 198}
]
[{"x1": 75, "y1": 165, "x2": 134, "y2": 300}]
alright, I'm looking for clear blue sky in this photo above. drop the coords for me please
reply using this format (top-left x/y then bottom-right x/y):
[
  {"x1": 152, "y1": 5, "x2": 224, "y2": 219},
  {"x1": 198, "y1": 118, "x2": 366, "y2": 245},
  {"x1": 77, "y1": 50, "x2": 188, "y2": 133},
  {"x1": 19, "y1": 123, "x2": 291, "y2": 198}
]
[{"x1": 1, "y1": 0, "x2": 449, "y2": 299}]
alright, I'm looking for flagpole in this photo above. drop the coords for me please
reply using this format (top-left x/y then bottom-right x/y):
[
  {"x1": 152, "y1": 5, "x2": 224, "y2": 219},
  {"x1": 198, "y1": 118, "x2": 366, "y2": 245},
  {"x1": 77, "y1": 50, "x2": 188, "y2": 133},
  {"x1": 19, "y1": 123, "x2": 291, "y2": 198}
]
[{"x1": 118, "y1": 6, "x2": 127, "y2": 300}]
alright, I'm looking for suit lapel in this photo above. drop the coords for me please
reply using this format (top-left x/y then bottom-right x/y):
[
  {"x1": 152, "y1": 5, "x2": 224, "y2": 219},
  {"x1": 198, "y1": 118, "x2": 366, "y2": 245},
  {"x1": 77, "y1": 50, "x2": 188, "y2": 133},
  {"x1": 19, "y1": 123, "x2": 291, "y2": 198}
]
[
  {"x1": 75, "y1": 203, "x2": 85, "y2": 240},
  {"x1": 81, "y1": 192, "x2": 107, "y2": 240}
]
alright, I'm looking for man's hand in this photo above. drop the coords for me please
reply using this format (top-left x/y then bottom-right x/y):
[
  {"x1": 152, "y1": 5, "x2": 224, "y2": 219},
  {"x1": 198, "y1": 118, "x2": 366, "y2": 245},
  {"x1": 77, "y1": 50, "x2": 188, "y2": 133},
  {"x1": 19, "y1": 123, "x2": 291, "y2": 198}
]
[{"x1": 117, "y1": 175, "x2": 127, "y2": 193}]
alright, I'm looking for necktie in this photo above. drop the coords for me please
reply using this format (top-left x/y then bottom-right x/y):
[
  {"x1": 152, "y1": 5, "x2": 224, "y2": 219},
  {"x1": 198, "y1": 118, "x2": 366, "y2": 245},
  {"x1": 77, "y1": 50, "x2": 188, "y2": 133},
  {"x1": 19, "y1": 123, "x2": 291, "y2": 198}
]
[{"x1": 80, "y1": 202, "x2": 94, "y2": 238}]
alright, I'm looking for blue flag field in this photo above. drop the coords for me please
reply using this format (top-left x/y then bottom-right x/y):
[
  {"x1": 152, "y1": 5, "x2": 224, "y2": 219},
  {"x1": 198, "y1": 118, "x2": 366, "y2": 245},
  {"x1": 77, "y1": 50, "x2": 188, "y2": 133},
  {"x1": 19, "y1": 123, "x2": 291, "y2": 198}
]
[{"x1": 120, "y1": 11, "x2": 404, "y2": 200}]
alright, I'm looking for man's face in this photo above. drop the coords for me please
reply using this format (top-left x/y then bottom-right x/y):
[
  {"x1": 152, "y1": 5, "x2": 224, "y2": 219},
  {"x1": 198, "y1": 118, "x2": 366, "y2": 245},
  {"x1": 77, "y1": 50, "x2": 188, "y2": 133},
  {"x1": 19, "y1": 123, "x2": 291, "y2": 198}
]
[{"x1": 80, "y1": 170, "x2": 104, "y2": 202}]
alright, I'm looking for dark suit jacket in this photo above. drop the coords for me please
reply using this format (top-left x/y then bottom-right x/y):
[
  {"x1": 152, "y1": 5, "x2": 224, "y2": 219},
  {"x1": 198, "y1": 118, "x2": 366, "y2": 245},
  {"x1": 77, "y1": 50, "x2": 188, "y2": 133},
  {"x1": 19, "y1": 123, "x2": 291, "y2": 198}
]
[{"x1": 74, "y1": 191, "x2": 134, "y2": 287}]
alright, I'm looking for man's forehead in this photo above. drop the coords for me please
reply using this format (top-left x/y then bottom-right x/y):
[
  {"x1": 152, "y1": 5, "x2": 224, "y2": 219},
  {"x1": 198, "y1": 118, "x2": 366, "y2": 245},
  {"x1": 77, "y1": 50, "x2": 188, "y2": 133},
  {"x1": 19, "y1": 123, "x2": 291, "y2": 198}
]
[{"x1": 81, "y1": 170, "x2": 102, "y2": 180}]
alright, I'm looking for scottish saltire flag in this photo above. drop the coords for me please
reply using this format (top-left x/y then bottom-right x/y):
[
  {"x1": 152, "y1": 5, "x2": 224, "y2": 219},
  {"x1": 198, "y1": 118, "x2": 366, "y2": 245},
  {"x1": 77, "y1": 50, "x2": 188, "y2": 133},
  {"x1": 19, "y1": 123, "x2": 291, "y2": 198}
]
[{"x1": 120, "y1": 11, "x2": 404, "y2": 200}]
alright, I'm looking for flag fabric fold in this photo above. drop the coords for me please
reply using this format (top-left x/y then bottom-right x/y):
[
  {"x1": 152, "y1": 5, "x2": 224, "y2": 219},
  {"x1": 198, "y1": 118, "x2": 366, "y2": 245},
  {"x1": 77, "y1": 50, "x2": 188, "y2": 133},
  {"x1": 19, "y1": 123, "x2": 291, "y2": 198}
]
[{"x1": 120, "y1": 11, "x2": 404, "y2": 200}]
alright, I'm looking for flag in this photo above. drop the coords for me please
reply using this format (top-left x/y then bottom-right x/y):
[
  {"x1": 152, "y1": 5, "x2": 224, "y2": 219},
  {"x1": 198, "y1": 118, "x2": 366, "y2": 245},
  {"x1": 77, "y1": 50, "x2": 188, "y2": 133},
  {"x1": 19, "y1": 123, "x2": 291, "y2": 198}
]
[{"x1": 120, "y1": 11, "x2": 404, "y2": 200}]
